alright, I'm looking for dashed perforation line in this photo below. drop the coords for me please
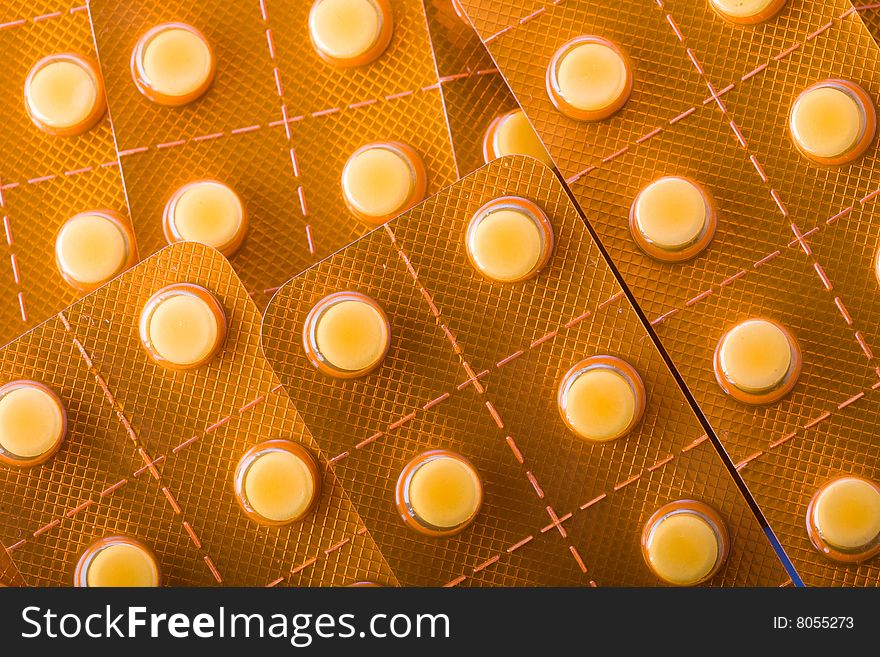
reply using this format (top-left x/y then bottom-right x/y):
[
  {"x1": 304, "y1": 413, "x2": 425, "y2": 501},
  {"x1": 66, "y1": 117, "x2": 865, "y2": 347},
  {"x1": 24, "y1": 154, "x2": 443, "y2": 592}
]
[
  {"x1": 653, "y1": 0, "x2": 878, "y2": 364},
  {"x1": 257, "y1": 0, "x2": 312, "y2": 256},
  {"x1": 265, "y1": 526, "x2": 371, "y2": 586},
  {"x1": 442, "y1": 432, "x2": 710, "y2": 586},
  {"x1": 0, "y1": 4, "x2": 87, "y2": 31},
  {"x1": 324, "y1": 289, "x2": 624, "y2": 467},
  {"x1": 735, "y1": 377, "x2": 880, "y2": 471},
  {"x1": 0, "y1": 179, "x2": 26, "y2": 323},
  {"x1": 380, "y1": 223, "x2": 603, "y2": 582}
]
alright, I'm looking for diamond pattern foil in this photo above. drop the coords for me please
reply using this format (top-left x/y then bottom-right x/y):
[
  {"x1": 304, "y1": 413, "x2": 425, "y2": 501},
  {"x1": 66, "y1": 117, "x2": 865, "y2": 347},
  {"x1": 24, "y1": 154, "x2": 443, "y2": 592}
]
[
  {"x1": 0, "y1": 242, "x2": 397, "y2": 587},
  {"x1": 458, "y1": 0, "x2": 880, "y2": 585},
  {"x1": 263, "y1": 156, "x2": 788, "y2": 586},
  {"x1": 89, "y1": 0, "x2": 458, "y2": 312},
  {"x1": 0, "y1": 0, "x2": 132, "y2": 347}
]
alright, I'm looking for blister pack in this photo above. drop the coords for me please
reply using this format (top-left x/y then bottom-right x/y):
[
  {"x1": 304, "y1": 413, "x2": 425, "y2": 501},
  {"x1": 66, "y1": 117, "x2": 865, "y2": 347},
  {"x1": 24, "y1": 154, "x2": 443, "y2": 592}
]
[
  {"x1": 88, "y1": 0, "x2": 458, "y2": 310},
  {"x1": 0, "y1": 0, "x2": 133, "y2": 346},
  {"x1": 0, "y1": 241, "x2": 395, "y2": 586},
  {"x1": 262, "y1": 156, "x2": 789, "y2": 586},
  {"x1": 457, "y1": 0, "x2": 880, "y2": 584},
  {"x1": 423, "y1": 0, "x2": 533, "y2": 177}
]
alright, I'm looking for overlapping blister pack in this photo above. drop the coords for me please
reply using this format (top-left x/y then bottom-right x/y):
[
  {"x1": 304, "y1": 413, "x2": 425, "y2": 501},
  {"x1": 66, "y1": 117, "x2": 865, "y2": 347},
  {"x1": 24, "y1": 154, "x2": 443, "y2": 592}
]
[
  {"x1": 2, "y1": 0, "x2": 878, "y2": 588},
  {"x1": 88, "y1": 0, "x2": 458, "y2": 310},
  {"x1": 0, "y1": 242, "x2": 396, "y2": 586},
  {"x1": 422, "y1": 0, "x2": 527, "y2": 177},
  {"x1": 262, "y1": 156, "x2": 790, "y2": 586},
  {"x1": 456, "y1": 0, "x2": 880, "y2": 585}
]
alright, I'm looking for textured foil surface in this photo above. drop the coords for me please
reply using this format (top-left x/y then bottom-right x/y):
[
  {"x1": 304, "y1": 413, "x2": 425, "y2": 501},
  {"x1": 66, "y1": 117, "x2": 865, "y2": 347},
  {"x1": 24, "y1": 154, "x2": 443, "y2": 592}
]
[
  {"x1": 423, "y1": 0, "x2": 523, "y2": 177},
  {"x1": 459, "y1": 0, "x2": 880, "y2": 585},
  {"x1": 263, "y1": 156, "x2": 788, "y2": 586},
  {"x1": 0, "y1": 0, "x2": 132, "y2": 346},
  {"x1": 0, "y1": 242, "x2": 396, "y2": 586},
  {"x1": 89, "y1": 0, "x2": 457, "y2": 311}
]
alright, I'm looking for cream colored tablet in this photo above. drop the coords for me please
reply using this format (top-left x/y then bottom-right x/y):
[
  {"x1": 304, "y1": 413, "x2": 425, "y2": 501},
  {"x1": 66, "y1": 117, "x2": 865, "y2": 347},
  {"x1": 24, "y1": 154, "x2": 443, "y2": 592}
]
[
  {"x1": 164, "y1": 181, "x2": 247, "y2": 257},
  {"x1": 244, "y1": 451, "x2": 316, "y2": 523},
  {"x1": 309, "y1": 0, "x2": 393, "y2": 67},
  {"x1": 0, "y1": 381, "x2": 65, "y2": 467},
  {"x1": 558, "y1": 356, "x2": 646, "y2": 442},
  {"x1": 714, "y1": 319, "x2": 800, "y2": 404},
  {"x1": 808, "y1": 476, "x2": 880, "y2": 562},
  {"x1": 132, "y1": 23, "x2": 215, "y2": 106},
  {"x1": 547, "y1": 36, "x2": 632, "y2": 121},
  {"x1": 466, "y1": 197, "x2": 554, "y2": 283},
  {"x1": 25, "y1": 54, "x2": 105, "y2": 136},
  {"x1": 644, "y1": 510, "x2": 720, "y2": 586},
  {"x1": 304, "y1": 292, "x2": 390, "y2": 378},
  {"x1": 76, "y1": 537, "x2": 160, "y2": 587},
  {"x1": 56, "y1": 211, "x2": 135, "y2": 290},
  {"x1": 410, "y1": 457, "x2": 480, "y2": 528},
  {"x1": 483, "y1": 109, "x2": 553, "y2": 166},
  {"x1": 342, "y1": 142, "x2": 427, "y2": 224},
  {"x1": 709, "y1": 0, "x2": 787, "y2": 23},
  {"x1": 234, "y1": 441, "x2": 321, "y2": 526},
  {"x1": 139, "y1": 284, "x2": 226, "y2": 370},
  {"x1": 396, "y1": 451, "x2": 482, "y2": 536},
  {"x1": 630, "y1": 177, "x2": 716, "y2": 262},
  {"x1": 790, "y1": 81, "x2": 876, "y2": 165}
]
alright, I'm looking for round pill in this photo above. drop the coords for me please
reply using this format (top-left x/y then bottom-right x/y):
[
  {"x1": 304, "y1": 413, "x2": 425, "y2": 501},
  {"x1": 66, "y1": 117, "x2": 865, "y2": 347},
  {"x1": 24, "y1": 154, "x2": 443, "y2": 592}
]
[
  {"x1": 396, "y1": 450, "x2": 482, "y2": 537},
  {"x1": 24, "y1": 54, "x2": 105, "y2": 136},
  {"x1": 482, "y1": 109, "x2": 553, "y2": 166},
  {"x1": 546, "y1": 36, "x2": 632, "y2": 121},
  {"x1": 465, "y1": 196, "x2": 554, "y2": 283},
  {"x1": 714, "y1": 318, "x2": 801, "y2": 404},
  {"x1": 303, "y1": 291, "x2": 390, "y2": 378},
  {"x1": 55, "y1": 211, "x2": 136, "y2": 291},
  {"x1": 132, "y1": 23, "x2": 215, "y2": 106},
  {"x1": 630, "y1": 176, "x2": 716, "y2": 262},
  {"x1": 342, "y1": 142, "x2": 427, "y2": 225},
  {"x1": 557, "y1": 356, "x2": 646, "y2": 442},
  {"x1": 708, "y1": 0, "x2": 787, "y2": 23},
  {"x1": 309, "y1": 0, "x2": 393, "y2": 68},
  {"x1": 139, "y1": 283, "x2": 226, "y2": 370},
  {"x1": 75, "y1": 536, "x2": 160, "y2": 587},
  {"x1": 807, "y1": 476, "x2": 880, "y2": 563},
  {"x1": 163, "y1": 180, "x2": 247, "y2": 257},
  {"x1": 642, "y1": 501, "x2": 729, "y2": 586},
  {"x1": 0, "y1": 381, "x2": 66, "y2": 468},
  {"x1": 234, "y1": 440, "x2": 321, "y2": 526},
  {"x1": 789, "y1": 80, "x2": 876, "y2": 165}
]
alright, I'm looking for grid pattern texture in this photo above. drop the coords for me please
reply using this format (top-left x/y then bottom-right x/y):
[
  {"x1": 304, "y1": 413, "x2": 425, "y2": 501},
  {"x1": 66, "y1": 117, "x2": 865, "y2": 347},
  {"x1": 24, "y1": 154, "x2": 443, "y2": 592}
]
[
  {"x1": 422, "y1": 0, "x2": 524, "y2": 177},
  {"x1": 859, "y1": 5, "x2": 880, "y2": 49},
  {"x1": 263, "y1": 155, "x2": 787, "y2": 586},
  {"x1": 89, "y1": 0, "x2": 457, "y2": 311},
  {"x1": 0, "y1": 542, "x2": 25, "y2": 586},
  {"x1": 0, "y1": 242, "x2": 397, "y2": 586},
  {"x1": 458, "y1": 0, "x2": 880, "y2": 584},
  {"x1": 0, "y1": 1, "x2": 131, "y2": 346}
]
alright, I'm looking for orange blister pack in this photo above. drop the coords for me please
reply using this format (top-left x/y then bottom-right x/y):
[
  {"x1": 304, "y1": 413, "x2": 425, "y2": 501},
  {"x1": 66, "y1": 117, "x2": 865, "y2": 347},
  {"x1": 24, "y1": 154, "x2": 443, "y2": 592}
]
[
  {"x1": 457, "y1": 0, "x2": 880, "y2": 584},
  {"x1": 0, "y1": 0, "x2": 133, "y2": 347},
  {"x1": 0, "y1": 241, "x2": 396, "y2": 586},
  {"x1": 262, "y1": 156, "x2": 789, "y2": 587},
  {"x1": 88, "y1": 0, "x2": 457, "y2": 310}
]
